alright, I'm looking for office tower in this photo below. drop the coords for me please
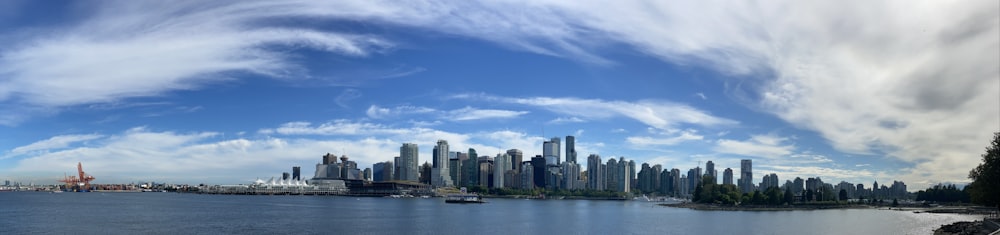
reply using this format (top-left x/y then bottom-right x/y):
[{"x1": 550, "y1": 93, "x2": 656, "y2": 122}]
[
  {"x1": 374, "y1": 161, "x2": 393, "y2": 182},
  {"x1": 493, "y1": 153, "x2": 511, "y2": 189},
  {"x1": 463, "y1": 148, "x2": 479, "y2": 188},
  {"x1": 659, "y1": 169, "x2": 672, "y2": 195},
  {"x1": 560, "y1": 161, "x2": 580, "y2": 190},
  {"x1": 393, "y1": 156, "x2": 401, "y2": 180},
  {"x1": 282, "y1": 172, "x2": 290, "y2": 180},
  {"x1": 705, "y1": 161, "x2": 715, "y2": 183},
  {"x1": 432, "y1": 140, "x2": 454, "y2": 187},
  {"x1": 671, "y1": 168, "x2": 681, "y2": 196},
  {"x1": 363, "y1": 168, "x2": 372, "y2": 181},
  {"x1": 531, "y1": 155, "x2": 546, "y2": 188},
  {"x1": 449, "y1": 151, "x2": 462, "y2": 186},
  {"x1": 723, "y1": 168, "x2": 734, "y2": 185},
  {"x1": 587, "y1": 154, "x2": 604, "y2": 190},
  {"x1": 652, "y1": 164, "x2": 663, "y2": 192},
  {"x1": 420, "y1": 162, "x2": 432, "y2": 185},
  {"x1": 400, "y1": 143, "x2": 419, "y2": 182},
  {"x1": 605, "y1": 158, "x2": 618, "y2": 191},
  {"x1": 638, "y1": 163, "x2": 653, "y2": 193},
  {"x1": 543, "y1": 137, "x2": 560, "y2": 165},
  {"x1": 565, "y1": 135, "x2": 577, "y2": 163},
  {"x1": 628, "y1": 159, "x2": 636, "y2": 190},
  {"x1": 739, "y1": 159, "x2": 753, "y2": 193},
  {"x1": 507, "y1": 149, "x2": 523, "y2": 172},
  {"x1": 619, "y1": 159, "x2": 631, "y2": 193},
  {"x1": 292, "y1": 166, "x2": 301, "y2": 181},
  {"x1": 687, "y1": 168, "x2": 698, "y2": 193},
  {"x1": 521, "y1": 162, "x2": 535, "y2": 189},
  {"x1": 479, "y1": 157, "x2": 494, "y2": 188}
]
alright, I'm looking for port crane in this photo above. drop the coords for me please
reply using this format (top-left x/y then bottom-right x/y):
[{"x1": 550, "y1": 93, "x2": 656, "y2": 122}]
[{"x1": 58, "y1": 162, "x2": 95, "y2": 191}]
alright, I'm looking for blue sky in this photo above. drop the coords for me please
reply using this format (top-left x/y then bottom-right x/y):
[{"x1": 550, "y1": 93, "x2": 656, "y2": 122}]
[{"x1": 1, "y1": 1, "x2": 997, "y2": 189}]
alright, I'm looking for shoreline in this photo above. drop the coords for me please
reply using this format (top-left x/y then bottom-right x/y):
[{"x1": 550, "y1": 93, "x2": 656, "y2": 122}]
[{"x1": 660, "y1": 202, "x2": 873, "y2": 211}]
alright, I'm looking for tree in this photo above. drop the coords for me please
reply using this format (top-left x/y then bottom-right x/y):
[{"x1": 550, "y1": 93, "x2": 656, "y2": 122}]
[
  {"x1": 784, "y1": 187, "x2": 794, "y2": 205},
  {"x1": 968, "y1": 132, "x2": 1000, "y2": 209},
  {"x1": 805, "y1": 189, "x2": 814, "y2": 202},
  {"x1": 839, "y1": 189, "x2": 848, "y2": 201}
]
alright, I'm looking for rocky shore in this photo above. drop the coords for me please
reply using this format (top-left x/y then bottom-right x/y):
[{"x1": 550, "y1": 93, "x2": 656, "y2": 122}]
[{"x1": 934, "y1": 220, "x2": 997, "y2": 235}]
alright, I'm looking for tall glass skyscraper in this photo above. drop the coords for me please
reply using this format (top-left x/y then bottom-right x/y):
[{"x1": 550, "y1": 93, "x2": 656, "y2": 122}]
[
  {"x1": 565, "y1": 135, "x2": 576, "y2": 163},
  {"x1": 432, "y1": 140, "x2": 454, "y2": 187},
  {"x1": 399, "y1": 143, "x2": 419, "y2": 182},
  {"x1": 543, "y1": 137, "x2": 560, "y2": 165},
  {"x1": 739, "y1": 159, "x2": 753, "y2": 193}
]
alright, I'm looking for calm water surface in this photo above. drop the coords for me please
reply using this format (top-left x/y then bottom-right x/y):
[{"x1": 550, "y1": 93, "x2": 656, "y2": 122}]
[{"x1": 0, "y1": 192, "x2": 982, "y2": 234}]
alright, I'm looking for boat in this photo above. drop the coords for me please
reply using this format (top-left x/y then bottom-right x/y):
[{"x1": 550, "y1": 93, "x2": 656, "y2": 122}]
[{"x1": 445, "y1": 193, "x2": 485, "y2": 203}]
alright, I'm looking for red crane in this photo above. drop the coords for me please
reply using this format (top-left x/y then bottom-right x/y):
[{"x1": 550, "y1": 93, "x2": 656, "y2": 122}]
[{"x1": 59, "y1": 162, "x2": 96, "y2": 191}]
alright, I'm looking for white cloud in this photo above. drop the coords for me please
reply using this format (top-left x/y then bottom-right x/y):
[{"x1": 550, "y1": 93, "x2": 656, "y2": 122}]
[
  {"x1": 548, "y1": 117, "x2": 586, "y2": 124},
  {"x1": 458, "y1": 94, "x2": 736, "y2": 130},
  {"x1": 448, "y1": 107, "x2": 529, "y2": 121},
  {"x1": 695, "y1": 93, "x2": 707, "y2": 100},
  {"x1": 8, "y1": 134, "x2": 103, "y2": 156},
  {"x1": 627, "y1": 130, "x2": 704, "y2": 146},
  {"x1": 366, "y1": 105, "x2": 436, "y2": 119},
  {"x1": 714, "y1": 134, "x2": 794, "y2": 158}
]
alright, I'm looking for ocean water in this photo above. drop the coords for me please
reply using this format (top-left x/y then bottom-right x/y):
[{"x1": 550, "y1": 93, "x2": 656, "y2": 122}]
[{"x1": 0, "y1": 192, "x2": 982, "y2": 234}]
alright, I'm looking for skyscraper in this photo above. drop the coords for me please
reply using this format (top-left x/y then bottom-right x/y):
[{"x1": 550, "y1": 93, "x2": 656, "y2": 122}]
[
  {"x1": 463, "y1": 148, "x2": 479, "y2": 188},
  {"x1": 565, "y1": 135, "x2": 576, "y2": 163},
  {"x1": 543, "y1": 137, "x2": 560, "y2": 165},
  {"x1": 493, "y1": 153, "x2": 511, "y2": 189},
  {"x1": 292, "y1": 166, "x2": 301, "y2": 181},
  {"x1": 587, "y1": 154, "x2": 604, "y2": 190},
  {"x1": 723, "y1": 168, "x2": 734, "y2": 185},
  {"x1": 705, "y1": 161, "x2": 715, "y2": 183},
  {"x1": 374, "y1": 161, "x2": 393, "y2": 182},
  {"x1": 739, "y1": 159, "x2": 753, "y2": 193},
  {"x1": 432, "y1": 140, "x2": 454, "y2": 187},
  {"x1": 507, "y1": 149, "x2": 523, "y2": 172},
  {"x1": 399, "y1": 143, "x2": 419, "y2": 182}
]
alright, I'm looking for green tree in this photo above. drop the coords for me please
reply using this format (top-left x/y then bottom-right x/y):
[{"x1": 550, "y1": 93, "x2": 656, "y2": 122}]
[
  {"x1": 839, "y1": 189, "x2": 848, "y2": 201},
  {"x1": 968, "y1": 132, "x2": 1000, "y2": 209},
  {"x1": 805, "y1": 189, "x2": 814, "y2": 202}
]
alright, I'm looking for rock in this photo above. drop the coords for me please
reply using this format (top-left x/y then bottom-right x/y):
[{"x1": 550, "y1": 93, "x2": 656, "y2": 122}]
[{"x1": 934, "y1": 221, "x2": 991, "y2": 235}]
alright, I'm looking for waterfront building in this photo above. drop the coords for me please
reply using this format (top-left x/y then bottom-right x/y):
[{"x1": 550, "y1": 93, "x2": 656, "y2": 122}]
[
  {"x1": 449, "y1": 151, "x2": 464, "y2": 186},
  {"x1": 493, "y1": 153, "x2": 511, "y2": 189},
  {"x1": 638, "y1": 163, "x2": 653, "y2": 193},
  {"x1": 506, "y1": 149, "x2": 523, "y2": 172},
  {"x1": 659, "y1": 169, "x2": 672, "y2": 195},
  {"x1": 521, "y1": 162, "x2": 534, "y2": 189},
  {"x1": 479, "y1": 157, "x2": 493, "y2": 188},
  {"x1": 543, "y1": 137, "x2": 560, "y2": 165},
  {"x1": 420, "y1": 162, "x2": 432, "y2": 185},
  {"x1": 739, "y1": 159, "x2": 753, "y2": 193},
  {"x1": 462, "y1": 148, "x2": 479, "y2": 188},
  {"x1": 587, "y1": 154, "x2": 604, "y2": 190},
  {"x1": 292, "y1": 166, "x2": 301, "y2": 181},
  {"x1": 531, "y1": 155, "x2": 546, "y2": 188},
  {"x1": 431, "y1": 140, "x2": 454, "y2": 187},
  {"x1": 363, "y1": 168, "x2": 372, "y2": 181},
  {"x1": 399, "y1": 143, "x2": 420, "y2": 182},
  {"x1": 565, "y1": 135, "x2": 577, "y2": 163},
  {"x1": 705, "y1": 161, "x2": 716, "y2": 184},
  {"x1": 560, "y1": 161, "x2": 580, "y2": 190},
  {"x1": 760, "y1": 173, "x2": 779, "y2": 190},
  {"x1": 546, "y1": 165, "x2": 562, "y2": 190},
  {"x1": 393, "y1": 156, "x2": 401, "y2": 181},
  {"x1": 723, "y1": 168, "x2": 734, "y2": 185},
  {"x1": 606, "y1": 158, "x2": 619, "y2": 191},
  {"x1": 373, "y1": 161, "x2": 393, "y2": 182},
  {"x1": 793, "y1": 177, "x2": 805, "y2": 195}
]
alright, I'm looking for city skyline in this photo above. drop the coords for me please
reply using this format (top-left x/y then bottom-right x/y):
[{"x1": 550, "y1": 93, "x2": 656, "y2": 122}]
[{"x1": 0, "y1": 1, "x2": 997, "y2": 189}]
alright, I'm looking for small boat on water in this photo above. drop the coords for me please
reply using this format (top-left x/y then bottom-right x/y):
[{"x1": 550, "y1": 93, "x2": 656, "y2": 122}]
[{"x1": 445, "y1": 193, "x2": 485, "y2": 203}]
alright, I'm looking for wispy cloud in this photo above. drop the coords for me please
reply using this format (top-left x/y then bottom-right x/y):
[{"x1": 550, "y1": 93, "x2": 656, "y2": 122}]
[
  {"x1": 627, "y1": 129, "x2": 703, "y2": 146},
  {"x1": 365, "y1": 105, "x2": 527, "y2": 122},
  {"x1": 714, "y1": 134, "x2": 794, "y2": 158},
  {"x1": 7, "y1": 134, "x2": 103, "y2": 157},
  {"x1": 548, "y1": 117, "x2": 586, "y2": 124},
  {"x1": 456, "y1": 93, "x2": 736, "y2": 130}
]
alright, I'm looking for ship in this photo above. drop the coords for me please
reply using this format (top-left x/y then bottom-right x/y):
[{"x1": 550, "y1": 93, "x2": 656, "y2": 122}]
[{"x1": 444, "y1": 193, "x2": 485, "y2": 203}]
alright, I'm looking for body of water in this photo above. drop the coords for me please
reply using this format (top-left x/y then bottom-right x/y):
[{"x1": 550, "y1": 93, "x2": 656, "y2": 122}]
[{"x1": 0, "y1": 192, "x2": 982, "y2": 234}]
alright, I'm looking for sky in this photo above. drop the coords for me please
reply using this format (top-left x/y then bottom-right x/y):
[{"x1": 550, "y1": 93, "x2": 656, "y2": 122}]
[{"x1": 0, "y1": 1, "x2": 997, "y2": 189}]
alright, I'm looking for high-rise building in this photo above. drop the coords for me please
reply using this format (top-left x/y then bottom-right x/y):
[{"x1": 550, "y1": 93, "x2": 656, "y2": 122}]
[
  {"x1": 393, "y1": 156, "x2": 401, "y2": 180},
  {"x1": 493, "y1": 153, "x2": 511, "y2": 189},
  {"x1": 659, "y1": 169, "x2": 673, "y2": 195},
  {"x1": 587, "y1": 154, "x2": 604, "y2": 190},
  {"x1": 793, "y1": 177, "x2": 805, "y2": 195},
  {"x1": 507, "y1": 149, "x2": 523, "y2": 172},
  {"x1": 606, "y1": 158, "x2": 618, "y2": 191},
  {"x1": 420, "y1": 162, "x2": 432, "y2": 185},
  {"x1": 627, "y1": 160, "x2": 636, "y2": 191},
  {"x1": 565, "y1": 136, "x2": 577, "y2": 163},
  {"x1": 399, "y1": 143, "x2": 419, "y2": 182},
  {"x1": 374, "y1": 161, "x2": 393, "y2": 182},
  {"x1": 520, "y1": 162, "x2": 535, "y2": 189},
  {"x1": 531, "y1": 155, "x2": 546, "y2": 188},
  {"x1": 449, "y1": 152, "x2": 462, "y2": 186},
  {"x1": 723, "y1": 168, "x2": 734, "y2": 185},
  {"x1": 705, "y1": 161, "x2": 716, "y2": 183},
  {"x1": 543, "y1": 137, "x2": 560, "y2": 165},
  {"x1": 463, "y1": 148, "x2": 479, "y2": 188},
  {"x1": 292, "y1": 166, "x2": 301, "y2": 181},
  {"x1": 739, "y1": 159, "x2": 753, "y2": 193},
  {"x1": 363, "y1": 168, "x2": 372, "y2": 181},
  {"x1": 760, "y1": 173, "x2": 778, "y2": 190},
  {"x1": 282, "y1": 172, "x2": 290, "y2": 180},
  {"x1": 432, "y1": 140, "x2": 454, "y2": 187},
  {"x1": 671, "y1": 168, "x2": 681, "y2": 196},
  {"x1": 479, "y1": 157, "x2": 494, "y2": 188},
  {"x1": 560, "y1": 161, "x2": 580, "y2": 190}
]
